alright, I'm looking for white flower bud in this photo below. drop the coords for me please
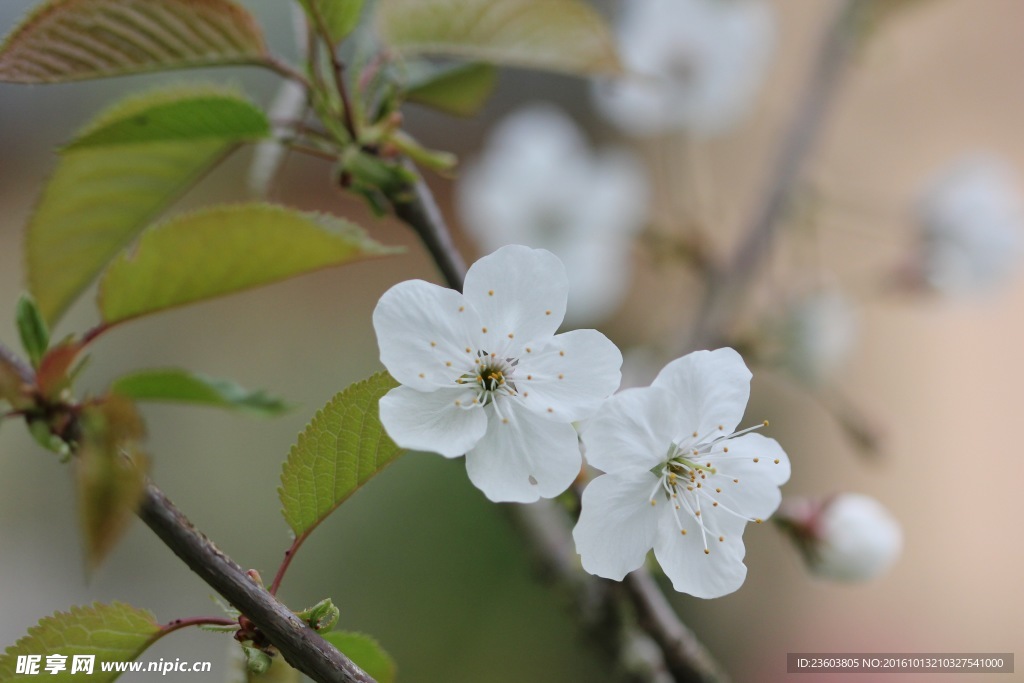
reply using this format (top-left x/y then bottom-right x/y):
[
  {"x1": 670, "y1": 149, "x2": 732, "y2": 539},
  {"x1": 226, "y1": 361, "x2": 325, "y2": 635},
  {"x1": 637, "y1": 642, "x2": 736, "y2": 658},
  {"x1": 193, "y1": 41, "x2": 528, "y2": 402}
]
[{"x1": 778, "y1": 493, "x2": 901, "y2": 582}]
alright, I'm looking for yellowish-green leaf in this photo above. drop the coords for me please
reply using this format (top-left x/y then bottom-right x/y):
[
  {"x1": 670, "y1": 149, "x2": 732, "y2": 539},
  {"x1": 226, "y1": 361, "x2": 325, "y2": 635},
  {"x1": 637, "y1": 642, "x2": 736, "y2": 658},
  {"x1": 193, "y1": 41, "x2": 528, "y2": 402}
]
[
  {"x1": 299, "y1": 0, "x2": 366, "y2": 43},
  {"x1": 27, "y1": 85, "x2": 271, "y2": 325},
  {"x1": 0, "y1": 0, "x2": 267, "y2": 84},
  {"x1": 322, "y1": 632, "x2": 396, "y2": 683},
  {"x1": 111, "y1": 368, "x2": 291, "y2": 416},
  {"x1": 377, "y1": 0, "x2": 621, "y2": 76},
  {"x1": 0, "y1": 602, "x2": 160, "y2": 682},
  {"x1": 405, "y1": 61, "x2": 498, "y2": 116},
  {"x1": 98, "y1": 204, "x2": 396, "y2": 325},
  {"x1": 76, "y1": 397, "x2": 148, "y2": 570},
  {"x1": 279, "y1": 372, "x2": 401, "y2": 538}
]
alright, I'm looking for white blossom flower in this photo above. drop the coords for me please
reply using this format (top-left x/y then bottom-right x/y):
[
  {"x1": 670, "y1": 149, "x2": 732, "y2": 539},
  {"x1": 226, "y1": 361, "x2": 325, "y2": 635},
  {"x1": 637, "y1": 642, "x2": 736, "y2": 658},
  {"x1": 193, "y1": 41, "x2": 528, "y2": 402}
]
[
  {"x1": 457, "y1": 105, "x2": 648, "y2": 325},
  {"x1": 777, "y1": 493, "x2": 902, "y2": 582},
  {"x1": 373, "y1": 245, "x2": 623, "y2": 503},
  {"x1": 778, "y1": 290, "x2": 858, "y2": 386},
  {"x1": 914, "y1": 155, "x2": 1024, "y2": 295},
  {"x1": 592, "y1": 0, "x2": 775, "y2": 138},
  {"x1": 573, "y1": 348, "x2": 790, "y2": 598}
]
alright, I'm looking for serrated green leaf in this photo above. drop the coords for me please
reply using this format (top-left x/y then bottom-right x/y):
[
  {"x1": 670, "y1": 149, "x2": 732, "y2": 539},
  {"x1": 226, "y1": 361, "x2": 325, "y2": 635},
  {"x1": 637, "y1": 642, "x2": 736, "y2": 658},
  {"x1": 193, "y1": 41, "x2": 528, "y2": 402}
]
[
  {"x1": 16, "y1": 294, "x2": 49, "y2": 368},
  {"x1": 76, "y1": 397, "x2": 148, "y2": 570},
  {"x1": 279, "y1": 372, "x2": 402, "y2": 538},
  {"x1": 322, "y1": 632, "x2": 396, "y2": 683},
  {"x1": 27, "y1": 85, "x2": 271, "y2": 326},
  {"x1": 299, "y1": 0, "x2": 366, "y2": 44},
  {"x1": 405, "y1": 61, "x2": 497, "y2": 116},
  {"x1": 111, "y1": 368, "x2": 291, "y2": 416},
  {"x1": 98, "y1": 204, "x2": 396, "y2": 325},
  {"x1": 0, "y1": 602, "x2": 160, "y2": 682},
  {"x1": 0, "y1": 0, "x2": 267, "y2": 84},
  {"x1": 377, "y1": 0, "x2": 621, "y2": 76}
]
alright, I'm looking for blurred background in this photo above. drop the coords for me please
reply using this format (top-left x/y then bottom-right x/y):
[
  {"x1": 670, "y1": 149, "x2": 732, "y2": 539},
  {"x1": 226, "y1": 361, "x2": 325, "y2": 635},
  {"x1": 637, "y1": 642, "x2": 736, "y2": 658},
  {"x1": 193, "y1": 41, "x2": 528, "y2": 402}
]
[{"x1": 2, "y1": 0, "x2": 1023, "y2": 681}]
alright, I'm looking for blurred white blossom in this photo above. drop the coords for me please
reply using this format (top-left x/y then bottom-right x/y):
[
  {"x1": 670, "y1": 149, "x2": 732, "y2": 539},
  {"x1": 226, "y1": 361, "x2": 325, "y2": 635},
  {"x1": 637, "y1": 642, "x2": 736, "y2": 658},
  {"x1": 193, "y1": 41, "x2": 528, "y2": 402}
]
[
  {"x1": 457, "y1": 105, "x2": 648, "y2": 325},
  {"x1": 778, "y1": 493, "x2": 902, "y2": 582},
  {"x1": 574, "y1": 348, "x2": 790, "y2": 598},
  {"x1": 913, "y1": 156, "x2": 1024, "y2": 295},
  {"x1": 778, "y1": 290, "x2": 858, "y2": 386},
  {"x1": 374, "y1": 245, "x2": 622, "y2": 503},
  {"x1": 593, "y1": 0, "x2": 775, "y2": 138}
]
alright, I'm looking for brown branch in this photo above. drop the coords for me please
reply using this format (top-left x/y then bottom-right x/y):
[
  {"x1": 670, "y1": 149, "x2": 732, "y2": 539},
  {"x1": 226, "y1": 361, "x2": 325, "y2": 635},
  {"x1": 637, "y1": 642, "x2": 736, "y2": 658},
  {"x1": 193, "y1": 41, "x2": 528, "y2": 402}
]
[
  {"x1": 686, "y1": 0, "x2": 868, "y2": 352},
  {"x1": 138, "y1": 483, "x2": 375, "y2": 683}
]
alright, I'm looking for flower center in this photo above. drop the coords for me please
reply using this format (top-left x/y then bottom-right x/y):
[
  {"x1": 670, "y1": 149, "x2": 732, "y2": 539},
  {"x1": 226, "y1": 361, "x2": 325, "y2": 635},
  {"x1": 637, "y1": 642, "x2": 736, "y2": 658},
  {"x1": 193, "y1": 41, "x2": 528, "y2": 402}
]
[{"x1": 457, "y1": 351, "x2": 518, "y2": 406}]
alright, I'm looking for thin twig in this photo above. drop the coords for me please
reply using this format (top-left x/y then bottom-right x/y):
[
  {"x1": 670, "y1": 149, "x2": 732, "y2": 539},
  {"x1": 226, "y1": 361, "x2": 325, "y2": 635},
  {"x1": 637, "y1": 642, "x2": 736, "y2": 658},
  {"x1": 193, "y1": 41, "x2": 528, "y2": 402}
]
[
  {"x1": 686, "y1": 0, "x2": 867, "y2": 352},
  {"x1": 306, "y1": 2, "x2": 359, "y2": 142},
  {"x1": 158, "y1": 616, "x2": 237, "y2": 639},
  {"x1": 138, "y1": 483, "x2": 375, "y2": 683},
  {"x1": 259, "y1": 55, "x2": 314, "y2": 92},
  {"x1": 388, "y1": 163, "x2": 468, "y2": 291}
]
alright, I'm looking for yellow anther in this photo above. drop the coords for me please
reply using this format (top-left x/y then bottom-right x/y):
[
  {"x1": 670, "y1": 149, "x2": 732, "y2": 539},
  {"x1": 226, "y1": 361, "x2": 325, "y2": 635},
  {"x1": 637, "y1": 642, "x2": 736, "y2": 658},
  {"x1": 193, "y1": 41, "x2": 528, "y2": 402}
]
[
  {"x1": 547, "y1": 407, "x2": 554, "y2": 413},
  {"x1": 488, "y1": 289, "x2": 494, "y2": 296},
  {"x1": 650, "y1": 500, "x2": 656, "y2": 507},
  {"x1": 502, "y1": 418, "x2": 509, "y2": 424},
  {"x1": 559, "y1": 350, "x2": 565, "y2": 357},
  {"x1": 445, "y1": 361, "x2": 452, "y2": 367},
  {"x1": 763, "y1": 420, "x2": 769, "y2": 427},
  {"x1": 723, "y1": 447, "x2": 729, "y2": 453},
  {"x1": 508, "y1": 333, "x2": 514, "y2": 339},
  {"x1": 695, "y1": 510, "x2": 701, "y2": 516},
  {"x1": 481, "y1": 327, "x2": 488, "y2": 333},
  {"x1": 430, "y1": 341, "x2": 437, "y2": 347},
  {"x1": 687, "y1": 486, "x2": 694, "y2": 491},
  {"x1": 715, "y1": 487, "x2": 722, "y2": 493},
  {"x1": 558, "y1": 373, "x2": 564, "y2": 380},
  {"x1": 681, "y1": 529, "x2": 687, "y2": 536},
  {"x1": 454, "y1": 400, "x2": 462, "y2": 406},
  {"x1": 523, "y1": 391, "x2": 529, "y2": 397},
  {"x1": 545, "y1": 310, "x2": 552, "y2": 315},
  {"x1": 718, "y1": 536, "x2": 724, "y2": 542},
  {"x1": 774, "y1": 458, "x2": 780, "y2": 464},
  {"x1": 692, "y1": 431, "x2": 698, "y2": 438},
  {"x1": 712, "y1": 502, "x2": 718, "y2": 507},
  {"x1": 465, "y1": 347, "x2": 471, "y2": 353},
  {"x1": 753, "y1": 458, "x2": 759, "y2": 463},
  {"x1": 704, "y1": 549, "x2": 710, "y2": 555},
  {"x1": 755, "y1": 518, "x2": 763, "y2": 524},
  {"x1": 718, "y1": 425, "x2": 724, "y2": 431},
  {"x1": 526, "y1": 347, "x2": 532, "y2": 353},
  {"x1": 733, "y1": 478, "x2": 739, "y2": 483},
  {"x1": 527, "y1": 374, "x2": 533, "y2": 380},
  {"x1": 418, "y1": 373, "x2": 425, "y2": 378}
]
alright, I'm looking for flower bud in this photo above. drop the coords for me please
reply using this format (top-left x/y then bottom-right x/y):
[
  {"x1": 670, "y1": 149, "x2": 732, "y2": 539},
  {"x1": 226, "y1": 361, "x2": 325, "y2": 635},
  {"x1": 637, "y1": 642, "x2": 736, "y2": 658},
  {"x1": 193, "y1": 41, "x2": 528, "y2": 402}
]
[{"x1": 777, "y1": 493, "x2": 901, "y2": 582}]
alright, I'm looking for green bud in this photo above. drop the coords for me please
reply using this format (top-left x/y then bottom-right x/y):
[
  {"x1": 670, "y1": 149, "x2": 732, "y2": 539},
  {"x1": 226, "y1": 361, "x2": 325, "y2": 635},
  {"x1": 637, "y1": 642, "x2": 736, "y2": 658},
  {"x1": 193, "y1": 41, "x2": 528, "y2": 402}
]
[
  {"x1": 16, "y1": 294, "x2": 49, "y2": 368},
  {"x1": 296, "y1": 598, "x2": 340, "y2": 632},
  {"x1": 243, "y1": 646, "x2": 272, "y2": 675}
]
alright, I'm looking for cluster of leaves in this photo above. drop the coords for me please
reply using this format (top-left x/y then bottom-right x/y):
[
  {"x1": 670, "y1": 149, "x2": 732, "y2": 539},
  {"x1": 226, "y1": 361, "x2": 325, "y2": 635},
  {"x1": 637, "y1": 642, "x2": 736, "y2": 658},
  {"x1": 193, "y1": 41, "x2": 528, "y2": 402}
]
[{"x1": 0, "y1": 0, "x2": 624, "y2": 680}]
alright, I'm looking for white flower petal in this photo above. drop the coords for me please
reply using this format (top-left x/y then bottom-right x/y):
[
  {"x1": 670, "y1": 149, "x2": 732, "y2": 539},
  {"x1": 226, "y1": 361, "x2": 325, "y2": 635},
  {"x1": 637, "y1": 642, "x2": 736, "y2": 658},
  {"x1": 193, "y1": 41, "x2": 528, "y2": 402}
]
[
  {"x1": 705, "y1": 433, "x2": 790, "y2": 520},
  {"x1": 573, "y1": 471, "x2": 661, "y2": 580},
  {"x1": 373, "y1": 280, "x2": 483, "y2": 390},
  {"x1": 462, "y1": 245, "x2": 568, "y2": 351},
  {"x1": 652, "y1": 348, "x2": 751, "y2": 439},
  {"x1": 379, "y1": 386, "x2": 487, "y2": 458},
  {"x1": 516, "y1": 329, "x2": 623, "y2": 423},
  {"x1": 580, "y1": 386, "x2": 678, "y2": 473},
  {"x1": 813, "y1": 494, "x2": 902, "y2": 582},
  {"x1": 464, "y1": 401, "x2": 581, "y2": 502},
  {"x1": 653, "y1": 509, "x2": 748, "y2": 598}
]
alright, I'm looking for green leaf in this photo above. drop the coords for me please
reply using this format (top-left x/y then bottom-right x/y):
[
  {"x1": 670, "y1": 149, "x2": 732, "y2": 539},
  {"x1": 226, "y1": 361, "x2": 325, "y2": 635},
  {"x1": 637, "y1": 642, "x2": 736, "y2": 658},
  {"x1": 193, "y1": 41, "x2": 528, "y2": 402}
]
[
  {"x1": 27, "y1": 85, "x2": 271, "y2": 325},
  {"x1": 405, "y1": 61, "x2": 498, "y2": 116},
  {"x1": 76, "y1": 397, "x2": 148, "y2": 570},
  {"x1": 376, "y1": 0, "x2": 621, "y2": 76},
  {"x1": 299, "y1": 0, "x2": 366, "y2": 44},
  {"x1": 322, "y1": 632, "x2": 396, "y2": 683},
  {"x1": 0, "y1": 602, "x2": 160, "y2": 682},
  {"x1": 0, "y1": 0, "x2": 267, "y2": 84},
  {"x1": 16, "y1": 294, "x2": 49, "y2": 368},
  {"x1": 98, "y1": 203, "x2": 396, "y2": 325},
  {"x1": 279, "y1": 372, "x2": 402, "y2": 538},
  {"x1": 111, "y1": 368, "x2": 290, "y2": 416}
]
